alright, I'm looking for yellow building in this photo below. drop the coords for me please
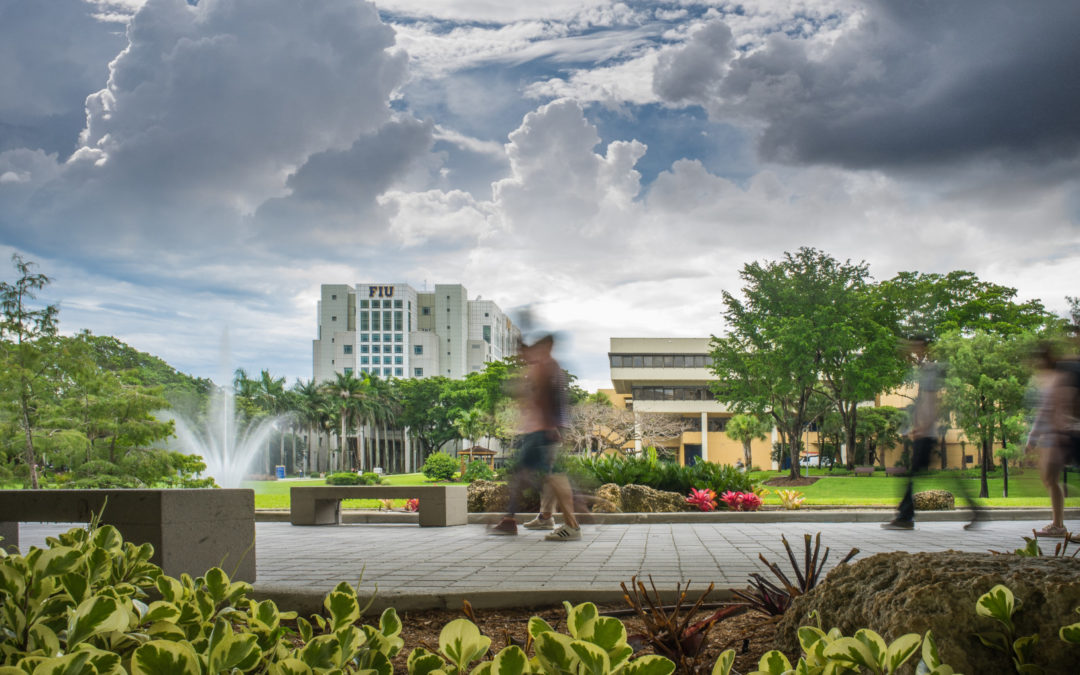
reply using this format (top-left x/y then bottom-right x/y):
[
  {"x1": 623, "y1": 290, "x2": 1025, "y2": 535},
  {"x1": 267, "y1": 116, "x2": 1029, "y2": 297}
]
[{"x1": 608, "y1": 337, "x2": 978, "y2": 469}]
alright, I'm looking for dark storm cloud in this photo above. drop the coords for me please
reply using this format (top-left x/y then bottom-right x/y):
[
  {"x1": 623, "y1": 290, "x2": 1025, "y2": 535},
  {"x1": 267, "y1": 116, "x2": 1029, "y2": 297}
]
[{"x1": 654, "y1": 0, "x2": 1080, "y2": 170}]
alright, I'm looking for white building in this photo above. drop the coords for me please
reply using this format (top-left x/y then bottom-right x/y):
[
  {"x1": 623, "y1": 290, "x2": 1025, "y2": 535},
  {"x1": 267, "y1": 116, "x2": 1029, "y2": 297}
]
[{"x1": 313, "y1": 283, "x2": 520, "y2": 383}]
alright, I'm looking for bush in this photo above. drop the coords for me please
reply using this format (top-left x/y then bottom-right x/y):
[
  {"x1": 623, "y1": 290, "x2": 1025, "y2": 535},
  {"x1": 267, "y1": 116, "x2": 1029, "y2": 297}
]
[
  {"x1": 326, "y1": 471, "x2": 363, "y2": 485},
  {"x1": 67, "y1": 475, "x2": 143, "y2": 489},
  {"x1": 359, "y1": 471, "x2": 384, "y2": 485},
  {"x1": 462, "y1": 459, "x2": 495, "y2": 482},
  {"x1": 421, "y1": 451, "x2": 459, "y2": 481},
  {"x1": 564, "y1": 454, "x2": 755, "y2": 496},
  {"x1": 74, "y1": 459, "x2": 121, "y2": 478}
]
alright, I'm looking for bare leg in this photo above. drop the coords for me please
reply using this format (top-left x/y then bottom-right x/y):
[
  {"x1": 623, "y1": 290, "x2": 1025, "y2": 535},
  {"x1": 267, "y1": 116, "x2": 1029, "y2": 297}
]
[
  {"x1": 1042, "y1": 461, "x2": 1065, "y2": 529},
  {"x1": 545, "y1": 473, "x2": 578, "y2": 529}
]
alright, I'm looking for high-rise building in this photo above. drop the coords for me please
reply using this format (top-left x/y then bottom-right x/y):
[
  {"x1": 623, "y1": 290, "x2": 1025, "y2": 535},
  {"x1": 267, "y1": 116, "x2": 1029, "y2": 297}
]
[{"x1": 313, "y1": 283, "x2": 521, "y2": 383}]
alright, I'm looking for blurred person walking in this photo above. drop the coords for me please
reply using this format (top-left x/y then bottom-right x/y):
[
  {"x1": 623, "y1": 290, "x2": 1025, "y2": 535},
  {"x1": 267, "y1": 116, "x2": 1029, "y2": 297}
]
[
  {"x1": 1027, "y1": 342, "x2": 1079, "y2": 540},
  {"x1": 883, "y1": 336, "x2": 981, "y2": 530},
  {"x1": 489, "y1": 334, "x2": 581, "y2": 541}
]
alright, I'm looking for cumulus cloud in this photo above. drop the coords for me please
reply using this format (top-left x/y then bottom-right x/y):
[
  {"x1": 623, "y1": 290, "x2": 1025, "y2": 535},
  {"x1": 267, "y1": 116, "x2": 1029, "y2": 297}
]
[{"x1": 653, "y1": 0, "x2": 1080, "y2": 170}]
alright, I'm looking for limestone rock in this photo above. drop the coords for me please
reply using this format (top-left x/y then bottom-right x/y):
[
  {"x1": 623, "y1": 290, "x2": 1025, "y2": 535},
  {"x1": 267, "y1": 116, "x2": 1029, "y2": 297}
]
[
  {"x1": 775, "y1": 551, "x2": 1080, "y2": 672},
  {"x1": 619, "y1": 484, "x2": 689, "y2": 513},
  {"x1": 913, "y1": 489, "x2": 954, "y2": 510},
  {"x1": 465, "y1": 480, "x2": 539, "y2": 512},
  {"x1": 592, "y1": 484, "x2": 622, "y2": 512}
]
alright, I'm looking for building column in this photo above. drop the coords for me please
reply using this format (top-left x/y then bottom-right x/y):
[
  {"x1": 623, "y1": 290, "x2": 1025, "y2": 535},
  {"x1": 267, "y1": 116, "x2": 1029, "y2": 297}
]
[
  {"x1": 633, "y1": 413, "x2": 642, "y2": 455},
  {"x1": 840, "y1": 442, "x2": 847, "y2": 466},
  {"x1": 701, "y1": 412, "x2": 709, "y2": 462},
  {"x1": 771, "y1": 428, "x2": 779, "y2": 471},
  {"x1": 404, "y1": 428, "x2": 411, "y2": 473}
]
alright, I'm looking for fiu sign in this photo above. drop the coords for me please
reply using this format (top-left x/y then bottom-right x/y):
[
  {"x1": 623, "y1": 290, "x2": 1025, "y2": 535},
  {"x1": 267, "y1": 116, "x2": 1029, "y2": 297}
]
[{"x1": 368, "y1": 285, "x2": 394, "y2": 298}]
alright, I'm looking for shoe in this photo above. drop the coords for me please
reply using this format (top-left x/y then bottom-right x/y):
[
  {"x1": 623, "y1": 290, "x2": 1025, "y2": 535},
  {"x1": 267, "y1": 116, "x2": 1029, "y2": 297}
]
[
  {"x1": 488, "y1": 518, "x2": 518, "y2": 536},
  {"x1": 545, "y1": 525, "x2": 582, "y2": 541},
  {"x1": 523, "y1": 515, "x2": 555, "y2": 530},
  {"x1": 963, "y1": 520, "x2": 981, "y2": 531},
  {"x1": 1034, "y1": 524, "x2": 1067, "y2": 538},
  {"x1": 881, "y1": 519, "x2": 914, "y2": 530}
]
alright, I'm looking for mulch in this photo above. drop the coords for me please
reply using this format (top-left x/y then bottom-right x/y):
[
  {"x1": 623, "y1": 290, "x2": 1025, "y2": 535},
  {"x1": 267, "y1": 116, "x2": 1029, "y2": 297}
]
[{"x1": 762, "y1": 476, "x2": 821, "y2": 487}]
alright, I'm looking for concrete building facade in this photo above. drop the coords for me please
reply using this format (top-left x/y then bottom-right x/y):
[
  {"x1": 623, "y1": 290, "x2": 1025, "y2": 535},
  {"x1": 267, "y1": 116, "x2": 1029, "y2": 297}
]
[{"x1": 313, "y1": 283, "x2": 520, "y2": 384}]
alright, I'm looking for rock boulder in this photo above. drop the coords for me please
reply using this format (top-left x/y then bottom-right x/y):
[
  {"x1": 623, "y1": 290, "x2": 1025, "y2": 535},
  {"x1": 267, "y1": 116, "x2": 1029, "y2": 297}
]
[
  {"x1": 776, "y1": 551, "x2": 1080, "y2": 672},
  {"x1": 913, "y1": 490, "x2": 954, "y2": 510},
  {"x1": 466, "y1": 480, "x2": 541, "y2": 512}
]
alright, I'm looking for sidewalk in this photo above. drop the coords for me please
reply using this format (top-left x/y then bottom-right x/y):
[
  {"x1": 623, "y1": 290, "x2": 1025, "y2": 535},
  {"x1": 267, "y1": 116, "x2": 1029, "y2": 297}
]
[{"x1": 19, "y1": 516, "x2": 1071, "y2": 615}]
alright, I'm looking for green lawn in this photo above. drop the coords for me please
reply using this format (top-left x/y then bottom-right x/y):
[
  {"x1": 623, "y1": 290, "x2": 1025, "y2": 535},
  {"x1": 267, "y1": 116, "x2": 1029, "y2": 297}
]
[
  {"x1": 752, "y1": 470, "x2": 1080, "y2": 507},
  {"x1": 246, "y1": 473, "x2": 469, "y2": 509}
]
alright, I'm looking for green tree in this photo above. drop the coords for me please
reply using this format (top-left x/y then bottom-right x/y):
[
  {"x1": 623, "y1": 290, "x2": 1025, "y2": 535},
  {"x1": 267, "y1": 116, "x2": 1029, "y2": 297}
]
[
  {"x1": 724, "y1": 413, "x2": 770, "y2": 470},
  {"x1": 0, "y1": 255, "x2": 60, "y2": 489},
  {"x1": 254, "y1": 370, "x2": 286, "y2": 474},
  {"x1": 322, "y1": 371, "x2": 372, "y2": 472},
  {"x1": 936, "y1": 330, "x2": 1034, "y2": 498},
  {"x1": 397, "y1": 376, "x2": 458, "y2": 458},
  {"x1": 710, "y1": 248, "x2": 869, "y2": 478},
  {"x1": 452, "y1": 407, "x2": 489, "y2": 449},
  {"x1": 291, "y1": 378, "x2": 325, "y2": 473},
  {"x1": 854, "y1": 406, "x2": 906, "y2": 467}
]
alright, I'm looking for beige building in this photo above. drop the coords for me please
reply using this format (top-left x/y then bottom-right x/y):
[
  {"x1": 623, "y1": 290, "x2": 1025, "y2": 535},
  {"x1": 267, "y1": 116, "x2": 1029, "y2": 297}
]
[{"x1": 608, "y1": 337, "x2": 979, "y2": 469}]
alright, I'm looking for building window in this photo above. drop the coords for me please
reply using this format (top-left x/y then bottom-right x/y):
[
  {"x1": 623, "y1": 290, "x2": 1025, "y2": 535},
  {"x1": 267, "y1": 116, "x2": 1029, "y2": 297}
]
[
  {"x1": 394, "y1": 313, "x2": 403, "y2": 331},
  {"x1": 372, "y1": 345, "x2": 380, "y2": 353},
  {"x1": 331, "y1": 294, "x2": 337, "y2": 300},
  {"x1": 331, "y1": 316, "x2": 337, "y2": 322},
  {"x1": 483, "y1": 325, "x2": 491, "y2": 343},
  {"x1": 383, "y1": 368, "x2": 392, "y2": 377},
  {"x1": 395, "y1": 356, "x2": 403, "y2": 365},
  {"x1": 394, "y1": 332, "x2": 403, "y2": 342},
  {"x1": 360, "y1": 345, "x2": 369, "y2": 353},
  {"x1": 360, "y1": 313, "x2": 369, "y2": 331},
  {"x1": 414, "y1": 345, "x2": 423, "y2": 355},
  {"x1": 371, "y1": 312, "x2": 380, "y2": 331},
  {"x1": 344, "y1": 367, "x2": 352, "y2": 375},
  {"x1": 447, "y1": 307, "x2": 451, "y2": 312},
  {"x1": 394, "y1": 300, "x2": 403, "y2": 308},
  {"x1": 422, "y1": 306, "x2": 431, "y2": 316},
  {"x1": 359, "y1": 299, "x2": 367, "y2": 308},
  {"x1": 372, "y1": 334, "x2": 380, "y2": 342},
  {"x1": 707, "y1": 418, "x2": 728, "y2": 432},
  {"x1": 414, "y1": 368, "x2": 423, "y2": 376},
  {"x1": 343, "y1": 345, "x2": 353, "y2": 354},
  {"x1": 360, "y1": 356, "x2": 369, "y2": 365},
  {"x1": 394, "y1": 345, "x2": 403, "y2": 354},
  {"x1": 484, "y1": 312, "x2": 489, "y2": 317},
  {"x1": 395, "y1": 368, "x2": 403, "y2": 377},
  {"x1": 383, "y1": 333, "x2": 391, "y2": 342},
  {"x1": 360, "y1": 333, "x2": 369, "y2": 342}
]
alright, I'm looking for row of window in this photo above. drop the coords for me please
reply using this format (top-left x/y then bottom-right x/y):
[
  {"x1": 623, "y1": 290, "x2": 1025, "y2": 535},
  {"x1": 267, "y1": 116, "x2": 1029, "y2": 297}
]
[
  {"x1": 679, "y1": 418, "x2": 730, "y2": 432},
  {"x1": 345, "y1": 367, "x2": 406, "y2": 377},
  {"x1": 359, "y1": 311, "x2": 405, "y2": 332},
  {"x1": 610, "y1": 354, "x2": 713, "y2": 368},
  {"x1": 358, "y1": 299, "x2": 403, "y2": 309},
  {"x1": 359, "y1": 356, "x2": 403, "y2": 365},
  {"x1": 358, "y1": 333, "x2": 403, "y2": 343},
  {"x1": 631, "y1": 386, "x2": 714, "y2": 401}
]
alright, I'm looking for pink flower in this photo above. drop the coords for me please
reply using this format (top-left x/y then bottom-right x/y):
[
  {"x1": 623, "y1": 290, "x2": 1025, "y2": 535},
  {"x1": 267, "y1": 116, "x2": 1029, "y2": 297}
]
[
  {"x1": 720, "y1": 490, "x2": 762, "y2": 511},
  {"x1": 405, "y1": 498, "x2": 419, "y2": 512},
  {"x1": 685, "y1": 488, "x2": 717, "y2": 512}
]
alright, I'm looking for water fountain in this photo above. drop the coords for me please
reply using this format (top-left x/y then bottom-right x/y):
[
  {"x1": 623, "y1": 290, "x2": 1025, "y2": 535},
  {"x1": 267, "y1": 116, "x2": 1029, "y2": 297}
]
[{"x1": 170, "y1": 331, "x2": 279, "y2": 488}]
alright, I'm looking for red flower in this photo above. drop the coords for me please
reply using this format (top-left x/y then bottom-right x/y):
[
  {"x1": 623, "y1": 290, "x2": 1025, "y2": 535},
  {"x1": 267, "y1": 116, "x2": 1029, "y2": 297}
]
[{"x1": 685, "y1": 488, "x2": 717, "y2": 512}]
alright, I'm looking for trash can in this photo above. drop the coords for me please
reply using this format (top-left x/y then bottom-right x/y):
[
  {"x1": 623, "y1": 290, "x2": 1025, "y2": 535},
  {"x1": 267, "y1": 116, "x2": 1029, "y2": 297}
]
[{"x1": 275, "y1": 465, "x2": 286, "y2": 480}]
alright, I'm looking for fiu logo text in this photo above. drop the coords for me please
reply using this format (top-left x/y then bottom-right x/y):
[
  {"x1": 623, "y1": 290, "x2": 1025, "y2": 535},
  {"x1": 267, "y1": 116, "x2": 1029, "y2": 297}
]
[{"x1": 368, "y1": 285, "x2": 395, "y2": 298}]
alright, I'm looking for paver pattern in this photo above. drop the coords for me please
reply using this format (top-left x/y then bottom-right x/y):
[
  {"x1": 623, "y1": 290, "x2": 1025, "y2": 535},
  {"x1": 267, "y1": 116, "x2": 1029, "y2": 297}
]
[{"x1": 19, "y1": 519, "x2": 1053, "y2": 596}]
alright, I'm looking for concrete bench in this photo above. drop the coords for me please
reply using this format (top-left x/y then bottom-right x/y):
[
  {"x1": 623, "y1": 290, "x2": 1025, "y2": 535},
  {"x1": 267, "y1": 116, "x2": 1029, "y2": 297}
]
[
  {"x1": 0, "y1": 489, "x2": 256, "y2": 581},
  {"x1": 290, "y1": 485, "x2": 467, "y2": 527},
  {"x1": 854, "y1": 466, "x2": 875, "y2": 477},
  {"x1": 885, "y1": 466, "x2": 907, "y2": 477}
]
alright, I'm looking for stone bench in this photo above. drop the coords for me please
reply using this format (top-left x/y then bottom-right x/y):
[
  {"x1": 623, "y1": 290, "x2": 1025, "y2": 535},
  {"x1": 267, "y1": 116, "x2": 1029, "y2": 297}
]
[
  {"x1": 885, "y1": 466, "x2": 907, "y2": 477},
  {"x1": 290, "y1": 485, "x2": 467, "y2": 527},
  {"x1": 0, "y1": 489, "x2": 256, "y2": 581},
  {"x1": 854, "y1": 466, "x2": 875, "y2": 477}
]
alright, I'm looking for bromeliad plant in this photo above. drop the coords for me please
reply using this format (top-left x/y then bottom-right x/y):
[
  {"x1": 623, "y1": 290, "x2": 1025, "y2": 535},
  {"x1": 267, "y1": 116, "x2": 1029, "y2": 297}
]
[
  {"x1": 719, "y1": 491, "x2": 762, "y2": 512},
  {"x1": 733, "y1": 533, "x2": 859, "y2": 619},
  {"x1": 774, "y1": 490, "x2": 805, "y2": 511},
  {"x1": 685, "y1": 488, "x2": 717, "y2": 512}
]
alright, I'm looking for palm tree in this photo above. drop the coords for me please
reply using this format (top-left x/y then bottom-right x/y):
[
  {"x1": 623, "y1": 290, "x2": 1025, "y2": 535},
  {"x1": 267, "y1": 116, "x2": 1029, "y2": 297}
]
[
  {"x1": 322, "y1": 371, "x2": 371, "y2": 472},
  {"x1": 725, "y1": 414, "x2": 771, "y2": 470},
  {"x1": 254, "y1": 370, "x2": 287, "y2": 474},
  {"x1": 370, "y1": 375, "x2": 401, "y2": 473},
  {"x1": 292, "y1": 378, "x2": 325, "y2": 474}
]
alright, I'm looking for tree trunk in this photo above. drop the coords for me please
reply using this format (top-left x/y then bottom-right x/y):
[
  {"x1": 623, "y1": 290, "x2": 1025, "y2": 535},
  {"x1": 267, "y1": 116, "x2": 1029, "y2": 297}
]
[
  {"x1": 21, "y1": 398, "x2": 40, "y2": 489},
  {"x1": 979, "y1": 438, "x2": 991, "y2": 499},
  {"x1": 1002, "y1": 461, "x2": 1009, "y2": 498},
  {"x1": 743, "y1": 440, "x2": 752, "y2": 470}
]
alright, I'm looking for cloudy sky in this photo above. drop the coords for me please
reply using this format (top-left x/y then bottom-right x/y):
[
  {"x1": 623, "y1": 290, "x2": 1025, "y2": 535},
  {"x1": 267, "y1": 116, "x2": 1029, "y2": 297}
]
[{"x1": 2, "y1": 0, "x2": 1078, "y2": 390}]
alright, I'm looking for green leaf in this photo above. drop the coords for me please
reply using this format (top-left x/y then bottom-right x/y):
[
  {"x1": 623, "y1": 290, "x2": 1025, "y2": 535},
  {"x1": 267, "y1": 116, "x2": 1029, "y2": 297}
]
[
  {"x1": 297, "y1": 616, "x2": 313, "y2": 644},
  {"x1": 587, "y1": 616, "x2": 627, "y2": 653},
  {"x1": 798, "y1": 627, "x2": 828, "y2": 654},
  {"x1": 155, "y1": 576, "x2": 184, "y2": 604},
  {"x1": 569, "y1": 640, "x2": 609, "y2": 675},
  {"x1": 32, "y1": 547, "x2": 83, "y2": 578},
  {"x1": 975, "y1": 585, "x2": 1015, "y2": 631},
  {"x1": 141, "y1": 601, "x2": 181, "y2": 624},
  {"x1": 854, "y1": 629, "x2": 888, "y2": 670},
  {"x1": 130, "y1": 640, "x2": 201, "y2": 675},
  {"x1": 28, "y1": 624, "x2": 60, "y2": 657},
  {"x1": 66, "y1": 596, "x2": 129, "y2": 647},
  {"x1": 380, "y1": 607, "x2": 403, "y2": 639},
  {"x1": 26, "y1": 652, "x2": 94, "y2": 675},
  {"x1": 59, "y1": 574, "x2": 90, "y2": 604},
  {"x1": 207, "y1": 619, "x2": 261, "y2": 672},
  {"x1": 712, "y1": 649, "x2": 736, "y2": 675},
  {"x1": 823, "y1": 637, "x2": 879, "y2": 672},
  {"x1": 920, "y1": 630, "x2": 942, "y2": 669},
  {"x1": 621, "y1": 655, "x2": 676, "y2": 675},
  {"x1": 885, "y1": 634, "x2": 921, "y2": 673},
  {"x1": 534, "y1": 632, "x2": 575, "y2": 673},
  {"x1": 69, "y1": 644, "x2": 122, "y2": 675},
  {"x1": 755, "y1": 650, "x2": 793, "y2": 675},
  {"x1": 268, "y1": 658, "x2": 314, "y2": 675},
  {"x1": 488, "y1": 645, "x2": 529, "y2": 675},
  {"x1": 201, "y1": 568, "x2": 230, "y2": 604},
  {"x1": 438, "y1": 619, "x2": 490, "y2": 670},
  {"x1": 298, "y1": 635, "x2": 343, "y2": 669},
  {"x1": 324, "y1": 591, "x2": 361, "y2": 632},
  {"x1": 407, "y1": 648, "x2": 446, "y2": 675},
  {"x1": 566, "y1": 602, "x2": 599, "y2": 641},
  {"x1": 1012, "y1": 634, "x2": 1039, "y2": 664},
  {"x1": 972, "y1": 630, "x2": 1010, "y2": 654},
  {"x1": 1059, "y1": 621, "x2": 1080, "y2": 645},
  {"x1": 527, "y1": 616, "x2": 554, "y2": 638}
]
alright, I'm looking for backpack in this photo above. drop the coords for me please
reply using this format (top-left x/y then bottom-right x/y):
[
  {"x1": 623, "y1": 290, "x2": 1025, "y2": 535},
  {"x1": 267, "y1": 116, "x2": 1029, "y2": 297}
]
[{"x1": 1057, "y1": 359, "x2": 1080, "y2": 466}]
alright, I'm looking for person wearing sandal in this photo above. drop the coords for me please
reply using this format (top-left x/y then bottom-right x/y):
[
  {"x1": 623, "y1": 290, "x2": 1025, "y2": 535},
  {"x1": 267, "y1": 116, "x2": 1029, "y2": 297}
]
[{"x1": 1027, "y1": 342, "x2": 1074, "y2": 540}]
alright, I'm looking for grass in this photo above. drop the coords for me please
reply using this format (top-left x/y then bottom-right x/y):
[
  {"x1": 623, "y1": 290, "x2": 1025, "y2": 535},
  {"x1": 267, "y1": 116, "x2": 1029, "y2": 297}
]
[
  {"x1": 246, "y1": 473, "x2": 470, "y2": 509},
  {"x1": 752, "y1": 469, "x2": 1080, "y2": 508}
]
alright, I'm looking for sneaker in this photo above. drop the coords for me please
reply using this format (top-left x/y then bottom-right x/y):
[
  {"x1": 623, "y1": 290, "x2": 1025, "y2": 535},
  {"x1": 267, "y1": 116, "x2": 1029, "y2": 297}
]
[
  {"x1": 523, "y1": 515, "x2": 555, "y2": 530},
  {"x1": 1035, "y1": 524, "x2": 1067, "y2": 538},
  {"x1": 488, "y1": 518, "x2": 518, "y2": 536},
  {"x1": 881, "y1": 519, "x2": 914, "y2": 530},
  {"x1": 545, "y1": 525, "x2": 581, "y2": 541}
]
